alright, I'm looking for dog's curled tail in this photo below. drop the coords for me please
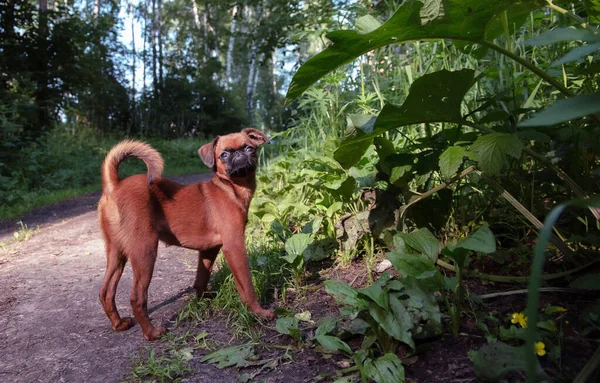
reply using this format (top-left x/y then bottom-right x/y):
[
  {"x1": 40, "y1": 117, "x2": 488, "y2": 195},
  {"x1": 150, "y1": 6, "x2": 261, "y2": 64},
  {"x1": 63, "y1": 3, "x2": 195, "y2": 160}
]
[{"x1": 101, "y1": 140, "x2": 164, "y2": 195}]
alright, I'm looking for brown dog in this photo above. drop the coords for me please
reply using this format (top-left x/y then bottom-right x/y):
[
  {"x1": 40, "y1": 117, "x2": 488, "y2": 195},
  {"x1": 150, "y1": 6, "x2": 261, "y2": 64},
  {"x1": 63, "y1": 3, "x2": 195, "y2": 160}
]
[{"x1": 98, "y1": 128, "x2": 274, "y2": 341}]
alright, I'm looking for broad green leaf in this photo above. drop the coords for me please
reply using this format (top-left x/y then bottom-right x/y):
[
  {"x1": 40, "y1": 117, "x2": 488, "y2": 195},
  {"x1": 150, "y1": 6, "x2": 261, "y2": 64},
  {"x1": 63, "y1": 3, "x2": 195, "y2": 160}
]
[
  {"x1": 316, "y1": 317, "x2": 338, "y2": 337},
  {"x1": 525, "y1": 27, "x2": 599, "y2": 46},
  {"x1": 315, "y1": 335, "x2": 352, "y2": 354},
  {"x1": 569, "y1": 273, "x2": 600, "y2": 290},
  {"x1": 456, "y1": 226, "x2": 497, "y2": 253},
  {"x1": 285, "y1": 0, "x2": 538, "y2": 102},
  {"x1": 276, "y1": 317, "x2": 301, "y2": 341},
  {"x1": 387, "y1": 252, "x2": 438, "y2": 279},
  {"x1": 284, "y1": 233, "x2": 313, "y2": 263},
  {"x1": 519, "y1": 93, "x2": 600, "y2": 127},
  {"x1": 201, "y1": 344, "x2": 256, "y2": 369},
  {"x1": 324, "y1": 280, "x2": 369, "y2": 311},
  {"x1": 442, "y1": 246, "x2": 470, "y2": 268},
  {"x1": 552, "y1": 43, "x2": 600, "y2": 66},
  {"x1": 302, "y1": 216, "x2": 323, "y2": 235},
  {"x1": 470, "y1": 133, "x2": 523, "y2": 175},
  {"x1": 439, "y1": 146, "x2": 467, "y2": 178},
  {"x1": 374, "y1": 69, "x2": 476, "y2": 130},
  {"x1": 395, "y1": 227, "x2": 440, "y2": 261},
  {"x1": 368, "y1": 301, "x2": 414, "y2": 349},
  {"x1": 469, "y1": 342, "x2": 545, "y2": 381},
  {"x1": 358, "y1": 273, "x2": 391, "y2": 310},
  {"x1": 362, "y1": 354, "x2": 406, "y2": 383}
]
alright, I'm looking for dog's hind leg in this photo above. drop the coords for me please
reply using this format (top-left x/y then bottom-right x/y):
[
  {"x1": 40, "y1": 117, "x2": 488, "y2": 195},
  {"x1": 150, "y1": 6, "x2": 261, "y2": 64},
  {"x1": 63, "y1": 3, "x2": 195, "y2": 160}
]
[
  {"x1": 129, "y1": 240, "x2": 166, "y2": 341},
  {"x1": 194, "y1": 246, "x2": 221, "y2": 297},
  {"x1": 99, "y1": 242, "x2": 133, "y2": 332}
]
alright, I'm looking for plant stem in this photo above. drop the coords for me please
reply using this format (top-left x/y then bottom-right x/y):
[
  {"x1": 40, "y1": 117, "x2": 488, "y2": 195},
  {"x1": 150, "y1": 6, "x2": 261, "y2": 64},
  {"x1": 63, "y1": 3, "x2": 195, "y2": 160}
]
[
  {"x1": 478, "y1": 287, "x2": 593, "y2": 299},
  {"x1": 436, "y1": 258, "x2": 600, "y2": 283}
]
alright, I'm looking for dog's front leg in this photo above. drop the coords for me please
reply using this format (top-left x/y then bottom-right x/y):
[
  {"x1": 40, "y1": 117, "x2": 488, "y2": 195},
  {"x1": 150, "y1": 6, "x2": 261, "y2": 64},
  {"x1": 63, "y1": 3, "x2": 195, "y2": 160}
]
[
  {"x1": 194, "y1": 246, "x2": 221, "y2": 297},
  {"x1": 221, "y1": 238, "x2": 275, "y2": 320}
]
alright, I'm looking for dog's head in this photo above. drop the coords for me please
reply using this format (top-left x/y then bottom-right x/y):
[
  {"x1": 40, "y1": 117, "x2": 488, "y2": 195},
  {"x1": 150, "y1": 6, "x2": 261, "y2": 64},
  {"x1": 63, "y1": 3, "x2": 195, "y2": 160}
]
[{"x1": 198, "y1": 128, "x2": 269, "y2": 178}]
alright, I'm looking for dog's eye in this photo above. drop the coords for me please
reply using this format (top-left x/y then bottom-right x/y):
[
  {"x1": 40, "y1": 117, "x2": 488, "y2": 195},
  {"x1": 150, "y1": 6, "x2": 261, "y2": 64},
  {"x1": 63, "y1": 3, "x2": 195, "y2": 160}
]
[
  {"x1": 220, "y1": 152, "x2": 230, "y2": 159},
  {"x1": 244, "y1": 146, "x2": 255, "y2": 153}
]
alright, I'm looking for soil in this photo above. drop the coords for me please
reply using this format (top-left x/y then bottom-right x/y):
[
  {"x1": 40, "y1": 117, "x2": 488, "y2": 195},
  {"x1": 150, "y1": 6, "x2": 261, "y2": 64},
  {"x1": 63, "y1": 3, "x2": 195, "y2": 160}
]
[{"x1": 0, "y1": 174, "x2": 596, "y2": 382}]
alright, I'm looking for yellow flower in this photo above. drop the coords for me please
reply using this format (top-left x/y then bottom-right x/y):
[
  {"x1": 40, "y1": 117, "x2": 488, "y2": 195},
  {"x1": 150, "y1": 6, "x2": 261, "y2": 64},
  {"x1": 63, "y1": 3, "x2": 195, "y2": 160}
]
[
  {"x1": 511, "y1": 312, "x2": 528, "y2": 328},
  {"x1": 535, "y1": 341, "x2": 546, "y2": 356}
]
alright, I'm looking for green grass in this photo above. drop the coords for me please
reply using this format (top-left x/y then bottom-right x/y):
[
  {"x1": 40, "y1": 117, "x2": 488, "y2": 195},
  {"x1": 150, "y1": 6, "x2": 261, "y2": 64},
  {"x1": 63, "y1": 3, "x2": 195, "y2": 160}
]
[{"x1": 0, "y1": 130, "x2": 212, "y2": 221}]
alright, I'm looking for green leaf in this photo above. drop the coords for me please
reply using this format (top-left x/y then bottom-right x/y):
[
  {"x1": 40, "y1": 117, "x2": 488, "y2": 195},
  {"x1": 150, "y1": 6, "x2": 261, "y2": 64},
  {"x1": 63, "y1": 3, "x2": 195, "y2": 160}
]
[
  {"x1": 525, "y1": 27, "x2": 600, "y2": 46},
  {"x1": 302, "y1": 216, "x2": 323, "y2": 235},
  {"x1": 569, "y1": 273, "x2": 600, "y2": 290},
  {"x1": 358, "y1": 273, "x2": 391, "y2": 310},
  {"x1": 201, "y1": 344, "x2": 256, "y2": 369},
  {"x1": 387, "y1": 252, "x2": 438, "y2": 280},
  {"x1": 470, "y1": 133, "x2": 523, "y2": 175},
  {"x1": 285, "y1": 0, "x2": 537, "y2": 102},
  {"x1": 456, "y1": 226, "x2": 497, "y2": 253},
  {"x1": 276, "y1": 317, "x2": 301, "y2": 341},
  {"x1": 552, "y1": 43, "x2": 600, "y2": 66},
  {"x1": 316, "y1": 317, "x2": 338, "y2": 337},
  {"x1": 439, "y1": 146, "x2": 467, "y2": 178},
  {"x1": 362, "y1": 354, "x2": 406, "y2": 383},
  {"x1": 284, "y1": 233, "x2": 313, "y2": 263},
  {"x1": 315, "y1": 335, "x2": 352, "y2": 354},
  {"x1": 394, "y1": 228, "x2": 440, "y2": 261},
  {"x1": 519, "y1": 93, "x2": 600, "y2": 127},
  {"x1": 368, "y1": 301, "x2": 414, "y2": 349},
  {"x1": 374, "y1": 69, "x2": 475, "y2": 130},
  {"x1": 441, "y1": 246, "x2": 470, "y2": 269},
  {"x1": 469, "y1": 342, "x2": 545, "y2": 381}
]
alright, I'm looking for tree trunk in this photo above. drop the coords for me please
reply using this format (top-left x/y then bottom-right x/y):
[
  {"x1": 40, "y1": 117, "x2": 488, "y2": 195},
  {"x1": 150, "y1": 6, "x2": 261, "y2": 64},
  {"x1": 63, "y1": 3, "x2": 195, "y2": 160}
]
[
  {"x1": 93, "y1": 0, "x2": 100, "y2": 18},
  {"x1": 151, "y1": 0, "x2": 158, "y2": 100},
  {"x1": 245, "y1": 1, "x2": 263, "y2": 118},
  {"x1": 157, "y1": 0, "x2": 163, "y2": 92},
  {"x1": 129, "y1": 2, "x2": 136, "y2": 133},
  {"x1": 36, "y1": 0, "x2": 50, "y2": 132},
  {"x1": 191, "y1": 0, "x2": 201, "y2": 30},
  {"x1": 225, "y1": 4, "x2": 238, "y2": 89}
]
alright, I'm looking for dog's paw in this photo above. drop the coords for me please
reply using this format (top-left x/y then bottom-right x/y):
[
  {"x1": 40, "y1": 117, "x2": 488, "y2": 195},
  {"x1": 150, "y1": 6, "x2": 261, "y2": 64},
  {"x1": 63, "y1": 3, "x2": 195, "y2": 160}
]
[
  {"x1": 143, "y1": 326, "x2": 168, "y2": 341},
  {"x1": 254, "y1": 307, "x2": 276, "y2": 321},
  {"x1": 112, "y1": 317, "x2": 134, "y2": 332}
]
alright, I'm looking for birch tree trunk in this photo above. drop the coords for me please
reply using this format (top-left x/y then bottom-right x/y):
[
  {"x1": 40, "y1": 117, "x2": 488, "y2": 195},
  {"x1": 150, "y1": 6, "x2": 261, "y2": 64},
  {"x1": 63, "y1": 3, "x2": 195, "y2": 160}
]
[
  {"x1": 129, "y1": 2, "x2": 136, "y2": 133},
  {"x1": 157, "y1": 0, "x2": 163, "y2": 92},
  {"x1": 225, "y1": 4, "x2": 238, "y2": 89},
  {"x1": 245, "y1": 1, "x2": 263, "y2": 118},
  {"x1": 151, "y1": 0, "x2": 158, "y2": 100}
]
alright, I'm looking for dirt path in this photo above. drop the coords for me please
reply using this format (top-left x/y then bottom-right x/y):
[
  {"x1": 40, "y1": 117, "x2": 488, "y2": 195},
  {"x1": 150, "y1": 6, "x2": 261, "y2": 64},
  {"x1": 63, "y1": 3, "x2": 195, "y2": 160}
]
[{"x1": 0, "y1": 174, "x2": 235, "y2": 382}]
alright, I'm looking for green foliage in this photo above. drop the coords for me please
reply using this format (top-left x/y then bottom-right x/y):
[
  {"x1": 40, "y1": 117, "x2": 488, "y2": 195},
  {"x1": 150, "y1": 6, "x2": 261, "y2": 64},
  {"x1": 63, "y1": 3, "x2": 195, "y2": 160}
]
[{"x1": 285, "y1": 0, "x2": 538, "y2": 102}]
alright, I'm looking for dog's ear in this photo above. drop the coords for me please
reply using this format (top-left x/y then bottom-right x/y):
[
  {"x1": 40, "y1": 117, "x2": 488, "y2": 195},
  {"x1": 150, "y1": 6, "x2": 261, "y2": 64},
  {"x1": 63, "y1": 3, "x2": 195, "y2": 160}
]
[
  {"x1": 198, "y1": 137, "x2": 219, "y2": 169},
  {"x1": 243, "y1": 128, "x2": 269, "y2": 147}
]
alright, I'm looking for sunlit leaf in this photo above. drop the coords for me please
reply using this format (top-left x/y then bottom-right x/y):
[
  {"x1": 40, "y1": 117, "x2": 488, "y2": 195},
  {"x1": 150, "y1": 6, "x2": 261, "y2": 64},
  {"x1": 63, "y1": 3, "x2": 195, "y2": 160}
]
[{"x1": 519, "y1": 93, "x2": 600, "y2": 127}]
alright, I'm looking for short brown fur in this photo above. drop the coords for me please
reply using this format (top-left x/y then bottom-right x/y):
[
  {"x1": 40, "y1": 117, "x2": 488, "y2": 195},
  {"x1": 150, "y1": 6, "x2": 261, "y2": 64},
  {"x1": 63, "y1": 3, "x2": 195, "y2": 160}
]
[{"x1": 98, "y1": 128, "x2": 273, "y2": 341}]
